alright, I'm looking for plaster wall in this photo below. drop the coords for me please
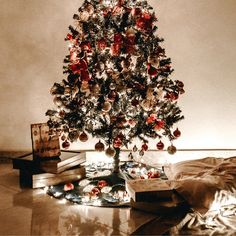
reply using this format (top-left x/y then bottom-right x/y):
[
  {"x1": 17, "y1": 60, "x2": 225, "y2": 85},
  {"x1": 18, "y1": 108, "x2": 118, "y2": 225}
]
[{"x1": 0, "y1": 0, "x2": 236, "y2": 151}]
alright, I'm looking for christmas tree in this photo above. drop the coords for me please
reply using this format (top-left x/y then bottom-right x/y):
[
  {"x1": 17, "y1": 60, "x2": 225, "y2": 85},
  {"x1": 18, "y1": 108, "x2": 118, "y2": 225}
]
[{"x1": 46, "y1": 0, "x2": 184, "y2": 173}]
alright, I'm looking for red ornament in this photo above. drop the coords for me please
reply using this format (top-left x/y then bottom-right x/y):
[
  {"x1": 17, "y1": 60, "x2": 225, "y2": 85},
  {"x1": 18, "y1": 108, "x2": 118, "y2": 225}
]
[
  {"x1": 111, "y1": 43, "x2": 121, "y2": 55},
  {"x1": 64, "y1": 183, "x2": 74, "y2": 191},
  {"x1": 70, "y1": 62, "x2": 80, "y2": 74},
  {"x1": 146, "y1": 114, "x2": 157, "y2": 124},
  {"x1": 80, "y1": 41, "x2": 91, "y2": 51},
  {"x1": 165, "y1": 92, "x2": 179, "y2": 101},
  {"x1": 98, "y1": 180, "x2": 108, "y2": 188},
  {"x1": 91, "y1": 187, "x2": 100, "y2": 196},
  {"x1": 113, "y1": 137, "x2": 122, "y2": 148},
  {"x1": 62, "y1": 140, "x2": 70, "y2": 149},
  {"x1": 173, "y1": 128, "x2": 181, "y2": 138},
  {"x1": 143, "y1": 12, "x2": 151, "y2": 20},
  {"x1": 147, "y1": 63, "x2": 158, "y2": 77},
  {"x1": 141, "y1": 143, "x2": 148, "y2": 151},
  {"x1": 154, "y1": 120, "x2": 164, "y2": 130},
  {"x1": 80, "y1": 70, "x2": 90, "y2": 81},
  {"x1": 131, "y1": 8, "x2": 142, "y2": 17},
  {"x1": 97, "y1": 38, "x2": 107, "y2": 50},
  {"x1": 66, "y1": 33, "x2": 73, "y2": 40},
  {"x1": 114, "y1": 33, "x2": 123, "y2": 44},
  {"x1": 156, "y1": 140, "x2": 164, "y2": 150},
  {"x1": 108, "y1": 91, "x2": 117, "y2": 101}
]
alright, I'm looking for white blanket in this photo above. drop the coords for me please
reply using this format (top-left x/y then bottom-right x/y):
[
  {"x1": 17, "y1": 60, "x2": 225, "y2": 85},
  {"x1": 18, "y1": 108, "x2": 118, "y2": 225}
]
[{"x1": 164, "y1": 156, "x2": 236, "y2": 235}]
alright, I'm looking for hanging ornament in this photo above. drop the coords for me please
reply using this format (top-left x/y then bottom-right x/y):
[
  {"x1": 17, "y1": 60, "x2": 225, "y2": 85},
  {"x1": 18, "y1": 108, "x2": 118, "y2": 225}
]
[
  {"x1": 102, "y1": 101, "x2": 112, "y2": 112},
  {"x1": 139, "y1": 149, "x2": 144, "y2": 156},
  {"x1": 173, "y1": 128, "x2": 181, "y2": 138},
  {"x1": 62, "y1": 140, "x2": 70, "y2": 149},
  {"x1": 90, "y1": 84, "x2": 100, "y2": 96},
  {"x1": 79, "y1": 131, "x2": 88, "y2": 142},
  {"x1": 61, "y1": 134, "x2": 66, "y2": 141},
  {"x1": 53, "y1": 97, "x2": 63, "y2": 107},
  {"x1": 167, "y1": 145, "x2": 177, "y2": 155},
  {"x1": 133, "y1": 145, "x2": 138, "y2": 152},
  {"x1": 156, "y1": 140, "x2": 164, "y2": 150},
  {"x1": 68, "y1": 130, "x2": 79, "y2": 142},
  {"x1": 128, "y1": 152, "x2": 133, "y2": 160},
  {"x1": 141, "y1": 143, "x2": 148, "y2": 151},
  {"x1": 147, "y1": 63, "x2": 158, "y2": 77},
  {"x1": 97, "y1": 38, "x2": 107, "y2": 50},
  {"x1": 146, "y1": 114, "x2": 157, "y2": 124},
  {"x1": 108, "y1": 91, "x2": 117, "y2": 101},
  {"x1": 109, "y1": 83, "x2": 116, "y2": 90},
  {"x1": 95, "y1": 140, "x2": 105, "y2": 152},
  {"x1": 113, "y1": 137, "x2": 122, "y2": 148},
  {"x1": 154, "y1": 120, "x2": 165, "y2": 131},
  {"x1": 105, "y1": 147, "x2": 116, "y2": 157},
  {"x1": 140, "y1": 99, "x2": 153, "y2": 111}
]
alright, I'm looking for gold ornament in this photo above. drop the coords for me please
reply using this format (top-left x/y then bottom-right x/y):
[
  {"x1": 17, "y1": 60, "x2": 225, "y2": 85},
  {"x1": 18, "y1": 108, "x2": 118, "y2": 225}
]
[
  {"x1": 79, "y1": 131, "x2": 88, "y2": 142},
  {"x1": 167, "y1": 145, "x2": 177, "y2": 155},
  {"x1": 95, "y1": 140, "x2": 105, "y2": 152},
  {"x1": 102, "y1": 101, "x2": 112, "y2": 112},
  {"x1": 80, "y1": 11, "x2": 90, "y2": 21},
  {"x1": 53, "y1": 96, "x2": 63, "y2": 106},
  {"x1": 105, "y1": 147, "x2": 115, "y2": 157}
]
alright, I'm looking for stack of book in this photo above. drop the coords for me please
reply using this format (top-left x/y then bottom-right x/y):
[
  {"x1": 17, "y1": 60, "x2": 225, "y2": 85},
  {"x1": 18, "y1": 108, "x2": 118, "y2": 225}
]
[{"x1": 12, "y1": 151, "x2": 86, "y2": 188}]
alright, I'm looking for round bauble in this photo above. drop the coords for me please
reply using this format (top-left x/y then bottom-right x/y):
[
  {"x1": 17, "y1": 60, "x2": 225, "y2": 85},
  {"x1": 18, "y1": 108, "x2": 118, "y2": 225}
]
[
  {"x1": 64, "y1": 87, "x2": 71, "y2": 95},
  {"x1": 53, "y1": 96, "x2": 63, "y2": 106},
  {"x1": 68, "y1": 130, "x2": 79, "y2": 142},
  {"x1": 105, "y1": 147, "x2": 115, "y2": 157},
  {"x1": 173, "y1": 128, "x2": 181, "y2": 138},
  {"x1": 90, "y1": 84, "x2": 100, "y2": 95},
  {"x1": 79, "y1": 131, "x2": 88, "y2": 142},
  {"x1": 64, "y1": 183, "x2": 74, "y2": 191},
  {"x1": 80, "y1": 11, "x2": 90, "y2": 21},
  {"x1": 141, "y1": 143, "x2": 148, "y2": 151},
  {"x1": 62, "y1": 140, "x2": 70, "y2": 149},
  {"x1": 156, "y1": 140, "x2": 164, "y2": 150},
  {"x1": 139, "y1": 149, "x2": 144, "y2": 156},
  {"x1": 133, "y1": 145, "x2": 138, "y2": 152},
  {"x1": 113, "y1": 138, "x2": 122, "y2": 148},
  {"x1": 108, "y1": 91, "x2": 117, "y2": 101},
  {"x1": 102, "y1": 101, "x2": 112, "y2": 112},
  {"x1": 95, "y1": 140, "x2": 105, "y2": 152},
  {"x1": 97, "y1": 180, "x2": 107, "y2": 188},
  {"x1": 167, "y1": 145, "x2": 177, "y2": 155},
  {"x1": 109, "y1": 83, "x2": 116, "y2": 90}
]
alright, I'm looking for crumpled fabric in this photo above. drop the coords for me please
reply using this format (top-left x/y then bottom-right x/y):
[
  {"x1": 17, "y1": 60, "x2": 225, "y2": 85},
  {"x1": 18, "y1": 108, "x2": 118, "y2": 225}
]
[{"x1": 165, "y1": 156, "x2": 236, "y2": 235}]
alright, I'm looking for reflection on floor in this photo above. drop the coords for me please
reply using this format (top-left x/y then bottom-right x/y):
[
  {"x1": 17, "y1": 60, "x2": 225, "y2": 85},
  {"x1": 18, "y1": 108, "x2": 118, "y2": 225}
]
[{"x1": 0, "y1": 162, "x2": 169, "y2": 235}]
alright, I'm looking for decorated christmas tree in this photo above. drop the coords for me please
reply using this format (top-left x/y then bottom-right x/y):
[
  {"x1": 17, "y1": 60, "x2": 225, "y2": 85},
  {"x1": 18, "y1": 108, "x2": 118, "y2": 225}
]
[{"x1": 46, "y1": 0, "x2": 184, "y2": 173}]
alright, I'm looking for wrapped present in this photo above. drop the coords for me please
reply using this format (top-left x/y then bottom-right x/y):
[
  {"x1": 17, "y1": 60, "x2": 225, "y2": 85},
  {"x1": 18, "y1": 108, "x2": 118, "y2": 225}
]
[{"x1": 126, "y1": 178, "x2": 174, "y2": 202}]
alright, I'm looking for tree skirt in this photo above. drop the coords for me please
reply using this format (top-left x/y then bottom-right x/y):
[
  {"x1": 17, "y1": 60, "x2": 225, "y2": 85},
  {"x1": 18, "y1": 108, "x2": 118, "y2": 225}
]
[{"x1": 46, "y1": 161, "x2": 167, "y2": 207}]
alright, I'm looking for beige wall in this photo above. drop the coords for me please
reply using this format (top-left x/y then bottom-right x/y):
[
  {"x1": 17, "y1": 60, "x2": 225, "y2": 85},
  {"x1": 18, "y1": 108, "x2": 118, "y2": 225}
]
[{"x1": 0, "y1": 0, "x2": 236, "y2": 151}]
